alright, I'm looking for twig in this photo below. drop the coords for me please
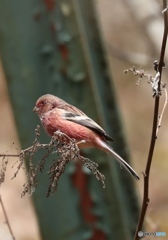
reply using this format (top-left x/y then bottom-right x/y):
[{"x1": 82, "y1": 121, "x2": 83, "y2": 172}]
[
  {"x1": 156, "y1": 86, "x2": 168, "y2": 135},
  {"x1": 134, "y1": 1, "x2": 168, "y2": 239},
  {"x1": 0, "y1": 195, "x2": 15, "y2": 240},
  {"x1": 0, "y1": 144, "x2": 49, "y2": 158}
]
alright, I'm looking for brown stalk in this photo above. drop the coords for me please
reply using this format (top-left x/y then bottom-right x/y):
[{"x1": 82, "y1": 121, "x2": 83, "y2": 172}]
[{"x1": 134, "y1": 1, "x2": 168, "y2": 239}]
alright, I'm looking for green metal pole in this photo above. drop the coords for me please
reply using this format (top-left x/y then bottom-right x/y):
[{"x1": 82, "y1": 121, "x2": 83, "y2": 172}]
[{"x1": 0, "y1": 0, "x2": 139, "y2": 239}]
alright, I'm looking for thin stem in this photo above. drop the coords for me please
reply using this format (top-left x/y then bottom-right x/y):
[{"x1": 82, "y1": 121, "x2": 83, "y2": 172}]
[
  {"x1": 0, "y1": 195, "x2": 15, "y2": 240},
  {"x1": 0, "y1": 154, "x2": 19, "y2": 157},
  {"x1": 0, "y1": 144, "x2": 50, "y2": 158},
  {"x1": 134, "y1": 1, "x2": 168, "y2": 239},
  {"x1": 156, "y1": 87, "x2": 168, "y2": 135}
]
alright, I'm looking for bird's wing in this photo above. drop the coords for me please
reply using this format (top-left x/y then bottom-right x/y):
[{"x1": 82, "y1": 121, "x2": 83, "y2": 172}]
[{"x1": 62, "y1": 111, "x2": 114, "y2": 142}]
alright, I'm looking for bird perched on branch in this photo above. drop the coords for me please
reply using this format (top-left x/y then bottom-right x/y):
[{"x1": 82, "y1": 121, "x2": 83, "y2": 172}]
[{"x1": 33, "y1": 94, "x2": 139, "y2": 180}]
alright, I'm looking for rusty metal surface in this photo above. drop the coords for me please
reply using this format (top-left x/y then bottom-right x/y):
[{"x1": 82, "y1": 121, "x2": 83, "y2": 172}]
[{"x1": 0, "y1": 0, "x2": 139, "y2": 239}]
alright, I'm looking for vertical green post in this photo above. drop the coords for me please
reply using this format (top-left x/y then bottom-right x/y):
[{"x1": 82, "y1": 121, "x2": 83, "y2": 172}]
[{"x1": 0, "y1": 0, "x2": 139, "y2": 239}]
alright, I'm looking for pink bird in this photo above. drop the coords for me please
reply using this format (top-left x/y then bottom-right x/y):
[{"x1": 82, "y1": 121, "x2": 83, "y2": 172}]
[{"x1": 33, "y1": 94, "x2": 139, "y2": 180}]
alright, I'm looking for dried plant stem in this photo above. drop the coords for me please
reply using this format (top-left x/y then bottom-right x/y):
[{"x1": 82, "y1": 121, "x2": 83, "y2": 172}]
[
  {"x1": 0, "y1": 195, "x2": 15, "y2": 240},
  {"x1": 0, "y1": 144, "x2": 50, "y2": 159},
  {"x1": 0, "y1": 154, "x2": 19, "y2": 157},
  {"x1": 134, "y1": 1, "x2": 168, "y2": 239},
  {"x1": 0, "y1": 127, "x2": 105, "y2": 196},
  {"x1": 156, "y1": 86, "x2": 168, "y2": 135}
]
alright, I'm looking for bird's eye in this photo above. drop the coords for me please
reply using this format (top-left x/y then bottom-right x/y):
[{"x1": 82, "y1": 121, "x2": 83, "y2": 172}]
[
  {"x1": 37, "y1": 100, "x2": 46, "y2": 107},
  {"x1": 40, "y1": 100, "x2": 45, "y2": 105}
]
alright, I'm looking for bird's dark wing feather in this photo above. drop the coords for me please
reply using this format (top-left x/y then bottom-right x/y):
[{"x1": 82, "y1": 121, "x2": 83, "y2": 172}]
[{"x1": 63, "y1": 112, "x2": 114, "y2": 142}]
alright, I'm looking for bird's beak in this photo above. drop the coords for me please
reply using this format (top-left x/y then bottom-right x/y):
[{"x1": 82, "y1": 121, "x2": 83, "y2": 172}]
[{"x1": 33, "y1": 106, "x2": 38, "y2": 113}]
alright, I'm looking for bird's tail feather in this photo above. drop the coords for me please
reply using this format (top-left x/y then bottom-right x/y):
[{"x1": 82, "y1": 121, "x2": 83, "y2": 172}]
[{"x1": 98, "y1": 140, "x2": 139, "y2": 180}]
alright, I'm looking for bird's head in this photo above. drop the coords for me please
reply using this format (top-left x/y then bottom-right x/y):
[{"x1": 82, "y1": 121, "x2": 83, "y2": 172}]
[{"x1": 33, "y1": 94, "x2": 63, "y2": 117}]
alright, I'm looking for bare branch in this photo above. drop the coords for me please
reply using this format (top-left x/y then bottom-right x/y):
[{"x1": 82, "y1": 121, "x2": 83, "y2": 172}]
[{"x1": 134, "y1": 1, "x2": 168, "y2": 239}]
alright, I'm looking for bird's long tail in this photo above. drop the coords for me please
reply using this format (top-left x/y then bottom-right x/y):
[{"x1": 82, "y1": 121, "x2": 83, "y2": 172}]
[{"x1": 97, "y1": 139, "x2": 139, "y2": 180}]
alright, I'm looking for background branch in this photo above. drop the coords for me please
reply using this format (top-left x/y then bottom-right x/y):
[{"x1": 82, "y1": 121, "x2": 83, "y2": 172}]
[{"x1": 0, "y1": 195, "x2": 15, "y2": 240}]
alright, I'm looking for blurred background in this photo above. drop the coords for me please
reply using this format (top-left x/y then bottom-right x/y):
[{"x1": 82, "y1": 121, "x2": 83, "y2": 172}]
[{"x1": 0, "y1": 0, "x2": 168, "y2": 239}]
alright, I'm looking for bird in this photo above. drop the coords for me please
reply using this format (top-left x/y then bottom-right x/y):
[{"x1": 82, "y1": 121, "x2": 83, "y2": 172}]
[{"x1": 33, "y1": 94, "x2": 139, "y2": 180}]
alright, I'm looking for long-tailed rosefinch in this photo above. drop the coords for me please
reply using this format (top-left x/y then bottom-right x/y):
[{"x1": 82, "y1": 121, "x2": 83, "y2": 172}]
[{"x1": 33, "y1": 94, "x2": 139, "y2": 180}]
